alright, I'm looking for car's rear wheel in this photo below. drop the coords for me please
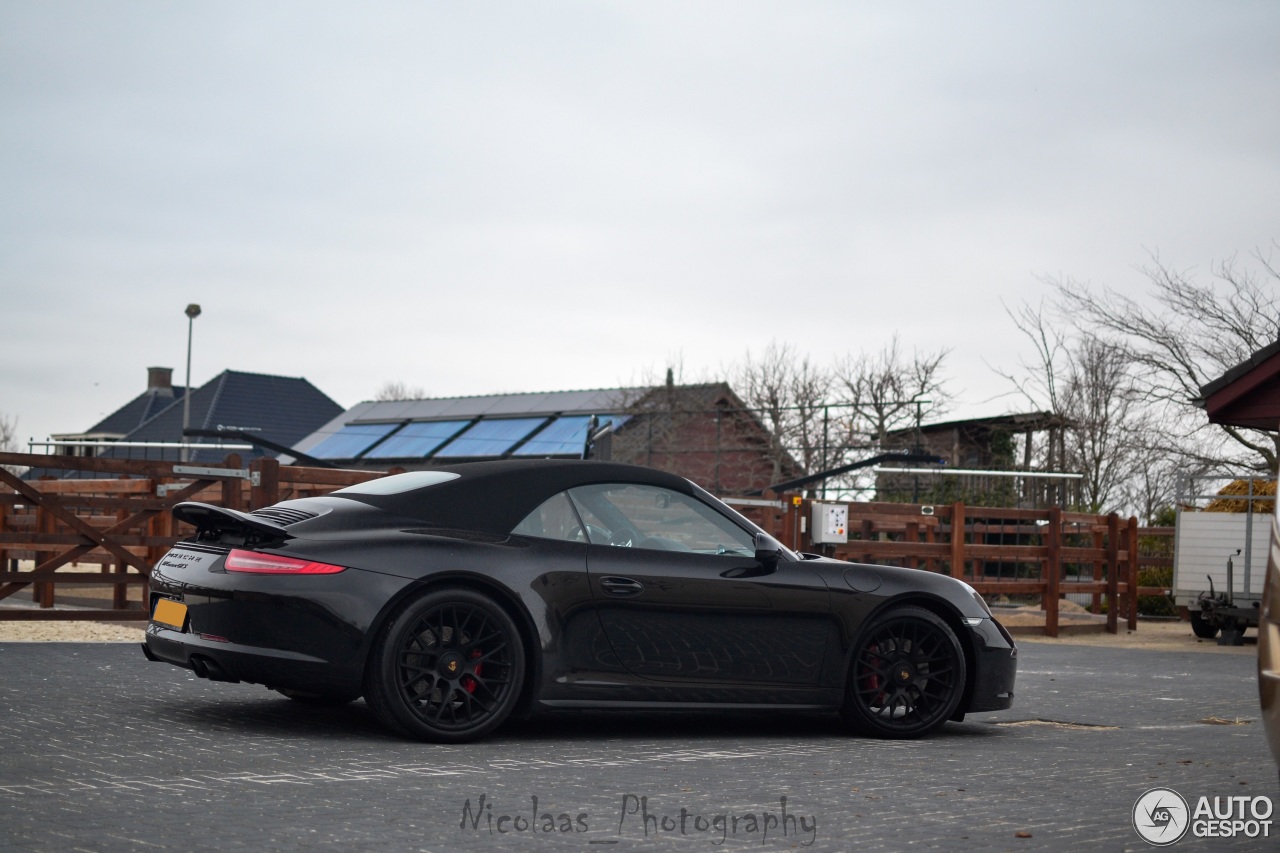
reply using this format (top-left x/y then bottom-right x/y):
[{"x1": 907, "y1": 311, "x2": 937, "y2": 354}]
[
  {"x1": 365, "y1": 588, "x2": 525, "y2": 742},
  {"x1": 1190, "y1": 610, "x2": 1220, "y2": 639},
  {"x1": 842, "y1": 606, "x2": 966, "y2": 738}
]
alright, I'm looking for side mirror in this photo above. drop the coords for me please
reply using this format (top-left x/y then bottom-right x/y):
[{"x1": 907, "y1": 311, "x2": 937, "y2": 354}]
[{"x1": 754, "y1": 532, "x2": 783, "y2": 566}]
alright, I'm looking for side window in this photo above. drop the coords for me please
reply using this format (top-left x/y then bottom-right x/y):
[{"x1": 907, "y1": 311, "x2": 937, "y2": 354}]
[
  {"x1": 511, "y1": 492, "x2": 586, "y2": 542},
  {"x1": 566, "y1": 484, "x2": 755, "y2": 556}
]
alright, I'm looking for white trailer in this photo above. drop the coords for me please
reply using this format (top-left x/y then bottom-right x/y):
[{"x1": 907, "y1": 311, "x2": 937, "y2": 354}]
[{"x1": 1173, "y1": 475, "x2": 1274, "y2": 643}]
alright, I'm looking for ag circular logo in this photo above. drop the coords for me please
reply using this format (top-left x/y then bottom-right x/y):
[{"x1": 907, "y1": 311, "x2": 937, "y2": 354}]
[{"x1": 1133, "y1": 787, "x2": 1190, "y2": 846}]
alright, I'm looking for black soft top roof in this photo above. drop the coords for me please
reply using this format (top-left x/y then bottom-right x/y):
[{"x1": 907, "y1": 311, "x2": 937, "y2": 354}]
[{"x1": 333, "y1": 459, "x2": 697, "y2": 534}]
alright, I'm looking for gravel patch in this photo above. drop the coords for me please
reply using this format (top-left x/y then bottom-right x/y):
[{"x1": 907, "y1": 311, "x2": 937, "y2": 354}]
[{"x1": 0, "y1": 621, "x2": 145, "y2": 643}]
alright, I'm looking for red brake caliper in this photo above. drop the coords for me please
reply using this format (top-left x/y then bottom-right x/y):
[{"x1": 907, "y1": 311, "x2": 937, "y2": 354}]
[
  {"x1": 463, "y1": 648, "x2": 483, "y2": 693},
  {"x1": 862, "y1": 644, "x2": 885, "y2": 703}
]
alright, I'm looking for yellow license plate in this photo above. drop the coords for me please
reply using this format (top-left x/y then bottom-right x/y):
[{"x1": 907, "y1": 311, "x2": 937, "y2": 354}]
[{"x1": 152, "y1": 598, "x2": 188, "y2": 630}]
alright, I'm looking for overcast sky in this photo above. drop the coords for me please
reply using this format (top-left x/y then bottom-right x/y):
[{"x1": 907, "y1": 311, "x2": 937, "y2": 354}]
[{"x1": 2, "y1": 1, "x2": 1278, "y2": 448}]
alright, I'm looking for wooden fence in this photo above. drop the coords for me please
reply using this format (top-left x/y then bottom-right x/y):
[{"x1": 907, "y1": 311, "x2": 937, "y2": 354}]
[
  {"x1": 0, "y1": 452, "x2": 386, "y2": 621},
  {"x1": 2, "y1": 452, "x2": 1176, "y2": 636},
  {"x1": 740, "y1": 497, "x2": 1174, "y2": 637}
]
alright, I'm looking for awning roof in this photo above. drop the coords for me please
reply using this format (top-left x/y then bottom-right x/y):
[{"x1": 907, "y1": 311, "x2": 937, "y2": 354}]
[{"x1": 1198, "y1": 339, "x2": 1280, "y2": 430}]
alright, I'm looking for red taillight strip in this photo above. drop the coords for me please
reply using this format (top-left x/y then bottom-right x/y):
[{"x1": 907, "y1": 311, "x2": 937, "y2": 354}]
[{"x1": 224, "y1": 549, "x2": 346, "y2": 574}]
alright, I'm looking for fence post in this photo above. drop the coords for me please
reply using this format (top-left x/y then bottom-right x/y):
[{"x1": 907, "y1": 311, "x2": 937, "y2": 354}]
[
  {"x1": 1106, "y1": 513, "x2": 1120, "y2": 634},
  {"x1": 113, "y1": 506, "x2": 128, "y2": 609},
  {"x1": 250, "y1": 457, "x2": 280, "y2": 510},
  {"x1": 949, "y1": 502, "x2": 965, "y2": 580},
  {"x1": 0, "y1": 498, "x2": 8, "y2": 571},
  {"x1": 924, "y1": 520, "x2": 936, "y2": 573},
  {"x1": 35, "y1": 502, "x2": 53, "y2": 608},
  {"x1": 147, "y1": 488, "x2": 164, "y2": 569},
  {"x1": 775, "y1": 494, "x2": 794, "y2": 551},
  {"x1": 1044, "y1": 506, "x2": 1061, "y2": 637},
  {"x1": 906, "y1": 520, "x2": 919, "y2": 570},
  {"x1": 1127, "y1": 516, "x2": 1139, "y2": 631},
  {"x1": 221, "y1": 454, "x2": 245, "y2": 511},
  {"x1": 1091, "y1": 526, "x2": 1104, "y2": 614},
  {"x1": 765, "y1": 494, "x2": 789, "y2": 551}
]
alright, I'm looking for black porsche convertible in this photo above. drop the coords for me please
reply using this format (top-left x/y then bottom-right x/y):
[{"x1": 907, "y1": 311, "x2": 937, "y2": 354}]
[{"x1": 142, "y1": 460, "x2": 1016, "y2": 742}]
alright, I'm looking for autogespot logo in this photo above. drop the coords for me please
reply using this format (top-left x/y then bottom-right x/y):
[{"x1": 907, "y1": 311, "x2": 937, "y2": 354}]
[
  {"x1": 1133, "y1": 787, "x2": 1190, "y2": 846},
  {"x1": 1132, "y1": 787, "x2": 1275, "y2": 844}
]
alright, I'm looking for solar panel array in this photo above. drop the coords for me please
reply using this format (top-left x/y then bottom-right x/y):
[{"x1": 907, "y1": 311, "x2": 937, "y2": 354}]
[{"x1": 308, "y1": 413, "x2": 625, "y2": 461}]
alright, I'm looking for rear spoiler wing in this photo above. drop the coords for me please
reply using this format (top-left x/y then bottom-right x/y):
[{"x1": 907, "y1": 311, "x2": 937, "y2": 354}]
[{"x1": 172, "y1": 502, "x2": 295, "y2": 541}]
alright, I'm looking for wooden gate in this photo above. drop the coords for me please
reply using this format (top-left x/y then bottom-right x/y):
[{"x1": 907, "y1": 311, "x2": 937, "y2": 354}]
[{"x1": 0, "y1": 452, "x2": 386, "y2": 620}]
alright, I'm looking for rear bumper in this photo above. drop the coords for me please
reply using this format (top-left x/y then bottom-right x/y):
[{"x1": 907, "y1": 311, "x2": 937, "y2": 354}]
[
  {"x1": 142, "y1": 624, "x2": 362, "y2": 696},
  {"x1": 141, "y1": 560, "x2": 412, "y2": 696}
]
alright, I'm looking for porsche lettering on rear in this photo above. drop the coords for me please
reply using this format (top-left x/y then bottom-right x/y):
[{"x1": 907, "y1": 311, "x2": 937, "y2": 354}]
[{"x1": 157, "y1": 550, "x2": 211, "y2": 572}]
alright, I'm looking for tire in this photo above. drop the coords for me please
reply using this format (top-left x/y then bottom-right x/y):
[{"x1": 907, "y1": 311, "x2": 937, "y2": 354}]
[
  {"x1": 1190, "y1": 610, "x2": 1220, "y2": 639},
  {"x1": 842, "y1": 606, "x2": 966, "y2": 739},
  {"x1": 275, "y1": 687, "x2": 360, "y2": 706},
  {"x1": 364, "y1": 588, "x2": 525, "y2": 743}
]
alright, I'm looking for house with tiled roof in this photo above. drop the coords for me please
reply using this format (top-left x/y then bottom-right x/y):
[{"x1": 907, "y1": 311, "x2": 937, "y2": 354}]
[
  {"x1": 290, "y1": 381, "x2": 801, "y2": 495},
  {"x1": 43, "y1": 366, "x2": 343, "y2": 471},
  {"x1": 71, "y1": 367, "x2": 190, "y2": 441}
]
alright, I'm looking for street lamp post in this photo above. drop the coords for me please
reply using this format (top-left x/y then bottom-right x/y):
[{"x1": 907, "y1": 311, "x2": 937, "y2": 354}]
[{"x1": 182, "y1": 304, "x2": 201, "y2": 462}]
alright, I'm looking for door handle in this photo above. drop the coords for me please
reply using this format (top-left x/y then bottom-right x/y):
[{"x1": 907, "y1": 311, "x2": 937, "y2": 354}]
[{"x1": 599, "y1": 576, "x2": 644, "y2": 597}]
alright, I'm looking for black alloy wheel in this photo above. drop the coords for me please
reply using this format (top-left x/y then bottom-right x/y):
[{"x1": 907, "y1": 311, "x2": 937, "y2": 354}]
[
  {"x1": 365, "y1": 588, "x2": 525, "y2": 743},
  {"x1": 842, "y1": 606, "x2": 966, "y2": 738}
]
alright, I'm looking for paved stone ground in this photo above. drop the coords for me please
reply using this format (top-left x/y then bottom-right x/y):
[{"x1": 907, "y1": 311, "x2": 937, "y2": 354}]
[{"x1": 0, "y1": 641, "x2": 1273, "y2": 852}]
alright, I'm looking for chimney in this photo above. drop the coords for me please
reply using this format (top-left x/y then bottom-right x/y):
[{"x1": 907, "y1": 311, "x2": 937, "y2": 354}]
[{"x1": 147, "y1": 366, "x2": 175, "y2": 396}]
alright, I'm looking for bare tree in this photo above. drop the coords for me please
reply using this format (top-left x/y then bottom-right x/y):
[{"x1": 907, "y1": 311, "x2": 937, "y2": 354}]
[
  {"x1": 997, "y1": 302, "x2": 1146, "y2": 512},
  {"x1": 994, "y1": 301, "x2": 1070, "y2": 415},
  {"x1": 787, "y1": 353, "x2": 832, "y2": 473},
  {"x1": 1119, "y1": 409, "x2": 1196, "y2": 525},
  {"x1": 1051, "y1": 249, "x2": 1280, "y2": 471},
  {"x1": 0, "y1": 412, "x2": 16, "y2": 451},
  {"x1": 833, "y1": 335, "x2": 951, "y2": 446},
  {"x1": 732, "y1": 341, "x2": 832, "y2": 479},
  {"x1": 1, "y1": 412, "x2": 23, "y2": 477},
  {"x1": 1060, "y1": 336, "x2": 1139, "y2": 512},
  {"x1": 373, "y1": 381, "x2": 427, "y2": 401}
]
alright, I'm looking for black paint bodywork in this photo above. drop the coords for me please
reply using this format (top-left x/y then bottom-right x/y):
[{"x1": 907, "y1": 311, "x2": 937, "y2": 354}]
[{"x1": 143, "y1": 460, "x2": 1016, "y2": 722}]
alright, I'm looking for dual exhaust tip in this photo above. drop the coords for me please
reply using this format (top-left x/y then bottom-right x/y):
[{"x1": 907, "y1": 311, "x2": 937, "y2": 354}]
[
  {"x1": 140, "y1": 642, "x2": 240, "y2": 683},
  {"x1": 189, "y1": 654, "x2": 240, "y2": 683}
]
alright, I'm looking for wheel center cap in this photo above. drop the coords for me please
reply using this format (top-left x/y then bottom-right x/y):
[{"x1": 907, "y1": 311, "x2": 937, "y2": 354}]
[
  {"x1": 438, "y1": 651, "x2": 465, "y2": 678},
  {"x1": 892, "y1": 661, "x2": 916, "y2": 685}
]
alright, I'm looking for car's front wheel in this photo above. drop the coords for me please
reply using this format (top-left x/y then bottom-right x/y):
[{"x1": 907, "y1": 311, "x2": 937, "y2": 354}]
[
  {"x1": 842, "y1": 605, "x2": 966, "y2": 738},
  {"x1": 365, "y1": 588, "x2": 525, "y2": 742}
]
